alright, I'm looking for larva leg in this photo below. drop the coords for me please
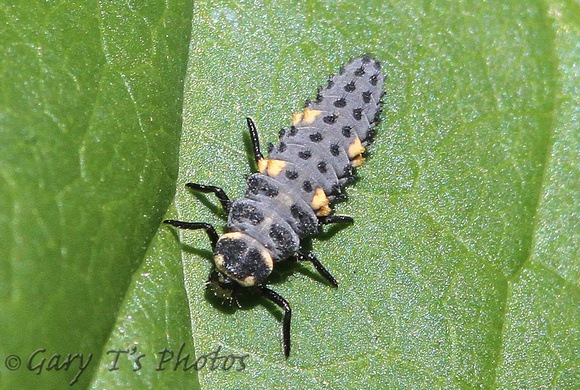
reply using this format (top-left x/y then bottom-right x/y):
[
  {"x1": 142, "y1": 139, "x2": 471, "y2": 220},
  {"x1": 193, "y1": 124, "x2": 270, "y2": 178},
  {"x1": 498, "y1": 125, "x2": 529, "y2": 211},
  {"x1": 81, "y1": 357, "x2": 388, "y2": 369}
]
[
  {"x1": 318, "y1": 215, "x2": 354, "y2": 225},
  {"x1": 185, "y1": 182, "x2": 231, "y2": 213},
  {"x1": 163, "y1": 220, "x2": 219, "y2": 249},
  {"x1": 246, "y1": 117, "x2": 264, "y2": 164},
  {"x1": 295, "y1": 251, "x2": 338, "y2": 287},
  {"x1": 258, "y1": 286, "x2": 292, "y2": 358}
]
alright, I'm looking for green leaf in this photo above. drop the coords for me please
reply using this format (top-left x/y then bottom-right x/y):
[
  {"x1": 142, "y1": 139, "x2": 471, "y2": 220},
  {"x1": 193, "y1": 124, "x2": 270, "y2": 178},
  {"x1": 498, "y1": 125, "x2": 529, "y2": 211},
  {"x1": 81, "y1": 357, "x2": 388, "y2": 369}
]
[
  {"x1": 0, "y1": 0, "x2": 192, "y2": 388},
  {"x1": 2, "y1": 0, "x2": 578, "y2": 389},
  {"x1": 90, "y1": 211, "x2": 200, "y2": 389}
]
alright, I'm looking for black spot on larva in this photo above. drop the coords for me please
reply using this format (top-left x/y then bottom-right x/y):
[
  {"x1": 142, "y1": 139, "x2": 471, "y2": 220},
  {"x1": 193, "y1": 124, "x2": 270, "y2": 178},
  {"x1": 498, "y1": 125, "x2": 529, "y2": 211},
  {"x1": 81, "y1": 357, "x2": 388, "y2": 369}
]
[
  {"x1": 330, "y1": 144, "x2": 340, "y2": 157},
  {"x1": 323, "y1": 114, "x2": 337, "y2": 124},
  {"x1": 317, "y1": 161, "x2": 327, "y2": 173},
  {"x1": 342, "y1": 174, "x2": 355, "y2": 186},
  {"x1": 342, "y1": 125, "x2": 352, "y2": 138},
  {"x1": 343, "y1": 164, "x2": 354, "y2": 177},
  {"x1": 362, "y1": 91, "x2": 372, "y2": 104},
  {"x1": 372, "y1": 109, "x2": 382, "y2": 125},
  {"x1": 263, "y1": 186, "x2": 278, "y2": 197},
  {"x1": 302, "y1": 180, "x2": 313, "y2": 193},
  {"x1": 298, "y1": 150, "x2": 312, "y2": 160},
  {"x1": 370, "y1": 73, "x2": 379, "y2": 86},
  {"x1": 361, "y1": 55, "x2": 372, "y2": 63},
  {"x1": 269, "y1": 224, "x2": 295, "y2": 253},
  {"x1": 289, "y1": 126, "x2": 298, "y2": 136},
  {"x1": 344, "y1": 81, "x2": 356, "y2": 92},
  {"x1": 326, "y1": 78, "x2": 334, "y2": 89},
  {"x1": 333, "y1": 98, "x2": 347, "y2": 108},
  {"x1": 278, "y1": 142, "x2": 286, "y2": 153},
  {"x1": 231, "y1": 202, "x2": 264, "y2": 225},
  {"x1": 309, "y1": 132, "x2": 323, "y2": 142},
  {"x1": 304, "y1": 99, "x2": 312, "y2": 107},
  {"x1": 222, "y1": 246, "x2": 268, "y2": 281},
  {"x1": 286, "y1": 170, "x2": 299, "y2": 180},
  {"x1": 279, "y1": 128, "x2": 286, "y2": 138},
  {"x1": 374, "y1": 60, "x2": 382, "y2": 70},
  {"x1": 315, "y1": 89, "x2": 324, "y2": 103},
  {"x1": 290, "y1": 203, "x2": 316, "y2": 233},
  {"x1": 354, "y1": 66, "x2": 365, "y2": 76},
  {"x1": 247, "y1": 176, "x2": 279, "y2": 197},
  {"x1": 330, "y1": 183, "x2": 341, "y2": 195},
  {"x1": 267, "y1": 142, "x2": 274, "y2": 153},
  {"x1": 353, "y1": 108, "x2": 363, "y2": 120}
]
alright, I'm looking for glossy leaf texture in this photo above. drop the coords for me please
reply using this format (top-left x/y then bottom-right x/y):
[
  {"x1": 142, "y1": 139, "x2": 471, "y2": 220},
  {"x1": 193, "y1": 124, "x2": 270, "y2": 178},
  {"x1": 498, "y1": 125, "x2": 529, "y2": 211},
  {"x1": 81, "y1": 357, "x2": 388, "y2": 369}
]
[{"x1": 0, "y1": 0, "x2": 192, "y2": 388}]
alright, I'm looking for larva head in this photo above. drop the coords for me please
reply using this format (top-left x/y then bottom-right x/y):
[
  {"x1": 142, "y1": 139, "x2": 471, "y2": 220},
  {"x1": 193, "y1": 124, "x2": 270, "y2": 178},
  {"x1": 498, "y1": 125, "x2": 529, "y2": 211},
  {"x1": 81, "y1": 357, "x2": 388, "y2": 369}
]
[
  {"x1": 205, "y1": 269, "x2": 238, "y2": 302},
  {"x1": 209, "y1": 232, "x2": 274, "y2": 298}
]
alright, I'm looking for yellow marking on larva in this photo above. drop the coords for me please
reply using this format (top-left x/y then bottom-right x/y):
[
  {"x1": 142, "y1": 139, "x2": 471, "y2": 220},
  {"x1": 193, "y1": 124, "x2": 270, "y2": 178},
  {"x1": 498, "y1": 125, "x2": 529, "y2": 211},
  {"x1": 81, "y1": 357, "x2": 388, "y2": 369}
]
[
  {"x1": 221, "y1": 232, "x2": 245, "y2": 240},
  {"x1": 348, "y1": 137, "x2": 365, "y2": 158},
  {"x1": 316, "y1": 204, "x2": 332, "y2": 216},
  {"x1": 292, "y1": 112, "x2": 303, "y2": 125},
  {"x1": 213, "y1": 253, "x2": 226, "y2": 271},
  {"x1": 292, "y1": 108, "x2": 322, "y2": 126},
  {"x1": 266, "y1": 159, "x2": 287, "y2": 177},
  {"x1": 302, "y1": 107, "x2": 322, "y2": 125},
  {"x1": 257, "y1": 158, "x2": 268, "y2": 173},
  {"x1": 351, "y1": 155, "x2": 365, "y2": 167},
  {"x1": 260, "y1": 248, "x2": 274, "y2": 270},
  {"x1": 239, "y1": 275, "x2": 256, "y2": 287},
  {"x1": 257, "y1": 159, "x2": 286, "y2": 176},
  {"x1": 311, "y1": 187, "x2": 329, "y2": 210}
]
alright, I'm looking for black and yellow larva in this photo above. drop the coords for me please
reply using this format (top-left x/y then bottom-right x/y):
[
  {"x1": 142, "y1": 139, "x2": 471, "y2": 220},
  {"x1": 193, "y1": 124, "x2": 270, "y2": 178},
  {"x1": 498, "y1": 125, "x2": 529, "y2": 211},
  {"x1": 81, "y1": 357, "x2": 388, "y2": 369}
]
[{"x1": 165, "y1": 55, "x2": 384, "y2": 357}]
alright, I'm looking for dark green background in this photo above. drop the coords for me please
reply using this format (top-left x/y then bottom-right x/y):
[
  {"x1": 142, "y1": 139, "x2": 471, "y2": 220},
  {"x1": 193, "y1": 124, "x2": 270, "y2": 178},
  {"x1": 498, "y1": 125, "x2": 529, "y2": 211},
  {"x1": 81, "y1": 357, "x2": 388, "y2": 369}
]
[{"x1": 0, "y1": 0, "x2": 578, "y2": 388}]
